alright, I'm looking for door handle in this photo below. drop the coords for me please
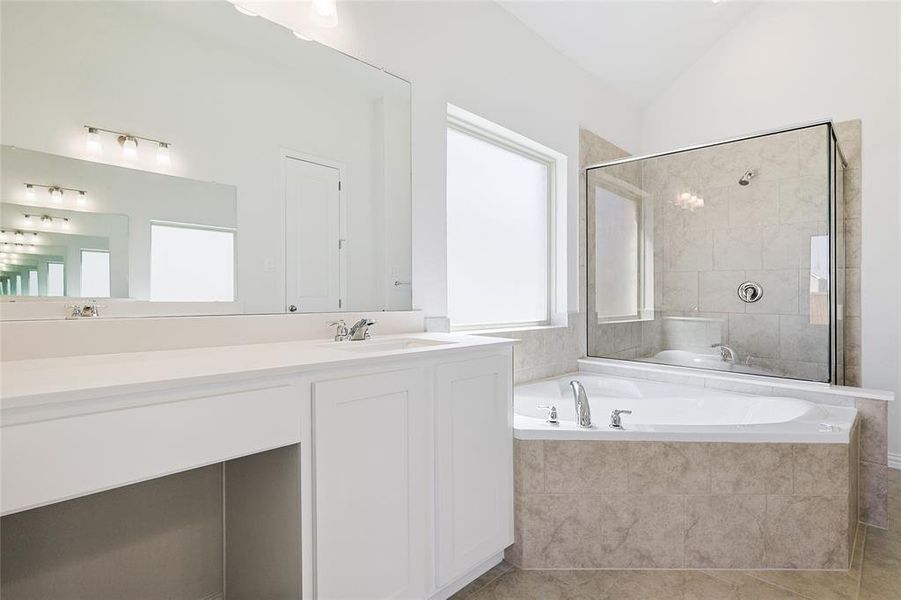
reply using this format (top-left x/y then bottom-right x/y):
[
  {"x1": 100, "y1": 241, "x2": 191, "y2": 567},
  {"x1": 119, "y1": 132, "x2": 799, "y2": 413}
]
[{"x1": 288, "y1": 304, "x2": 298, "y2": 312}]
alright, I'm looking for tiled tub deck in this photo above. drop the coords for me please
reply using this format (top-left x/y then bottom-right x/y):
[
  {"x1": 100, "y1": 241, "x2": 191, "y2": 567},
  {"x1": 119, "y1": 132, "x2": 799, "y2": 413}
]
[{"x1": 509, "y1": 432, "x2": 860, "y2": 570}]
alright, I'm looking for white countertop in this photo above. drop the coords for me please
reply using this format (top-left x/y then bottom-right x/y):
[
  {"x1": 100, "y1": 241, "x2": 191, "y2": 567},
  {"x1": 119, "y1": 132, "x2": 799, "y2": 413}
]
[{"x1": 1, "y1": 332, "x2": 514, "y2": 408}]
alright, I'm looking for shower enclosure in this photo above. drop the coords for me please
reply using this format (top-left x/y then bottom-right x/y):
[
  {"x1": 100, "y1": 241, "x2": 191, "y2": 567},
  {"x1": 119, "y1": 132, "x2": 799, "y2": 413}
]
[{"x1": 586, "y1": 122, "x2": 847, "y2": 383}]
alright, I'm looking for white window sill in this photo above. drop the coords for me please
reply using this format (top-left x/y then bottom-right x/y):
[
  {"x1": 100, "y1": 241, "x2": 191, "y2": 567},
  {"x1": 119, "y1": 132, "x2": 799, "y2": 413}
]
[{"x1": 456, "y1": 323, "x2": 569, "y2": 336}]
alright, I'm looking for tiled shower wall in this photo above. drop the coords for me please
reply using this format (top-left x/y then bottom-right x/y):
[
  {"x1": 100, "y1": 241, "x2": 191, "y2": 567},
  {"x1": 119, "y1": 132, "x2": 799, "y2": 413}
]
[{"x1": 584, "y1": 122, "x2": 862, "y2": 385}]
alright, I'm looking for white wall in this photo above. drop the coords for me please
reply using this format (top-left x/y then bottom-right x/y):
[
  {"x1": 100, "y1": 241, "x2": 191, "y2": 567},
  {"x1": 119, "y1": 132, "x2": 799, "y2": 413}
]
[
  {"x1": 247, "y1": 0, "x2": 642, "y2": 321},
  {"x1": 641, "y1": 2, "x2": 901, "y2": 454}
]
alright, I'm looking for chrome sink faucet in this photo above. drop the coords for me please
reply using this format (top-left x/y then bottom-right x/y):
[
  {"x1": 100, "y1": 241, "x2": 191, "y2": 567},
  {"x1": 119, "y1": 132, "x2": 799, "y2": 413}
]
[
  {"x1": 569, "y1": 380, "x2": 592, "y2": 428},
  {"x1": 348, "y1": 318, "x2": 376, "y2": 341},
  {"x1": 329, "y1": 320, "x2": 350, "y2": 341},
  {"x1": 711, "y1": 343, "x2": 736, "y2": 362}
]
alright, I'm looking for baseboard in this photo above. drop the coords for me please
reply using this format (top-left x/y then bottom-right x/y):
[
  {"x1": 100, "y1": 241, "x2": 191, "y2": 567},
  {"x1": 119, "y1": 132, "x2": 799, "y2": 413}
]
[{"x1": 888, "y1": 452, "x2": 901, "y2": 470}]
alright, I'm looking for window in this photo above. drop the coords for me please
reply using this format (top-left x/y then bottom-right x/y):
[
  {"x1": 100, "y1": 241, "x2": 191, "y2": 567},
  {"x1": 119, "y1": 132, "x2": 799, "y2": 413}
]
[
  {"x1": 595, "y1": 188, "x2": 641, "y2": 320},
  {"x1": 80, "y1": 250, "x2": 111, "y2": 298},
  {"x1": 28, "y1": 270, "x2": 38, "y2": 296},
  {"x1": 446, "y1": 107, "x2": 564, "y2": 329},
  {"x1": 150, "y1": 223, "x2": 235, "y2": 302},
  {"x1": 47, "y1": 262, "x2": 65, "y2": 297},
  {"x1": 15, "y1": 274, "x2": 22, "y2": 296}
]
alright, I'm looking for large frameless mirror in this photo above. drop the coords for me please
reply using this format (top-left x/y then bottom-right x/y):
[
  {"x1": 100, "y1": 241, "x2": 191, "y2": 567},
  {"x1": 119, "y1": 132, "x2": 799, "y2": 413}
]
[
  {"x1": 0, "y1": 0, "x2": 411, "y2": 319},
  {"x1": 586, "y1": 123, "x2": 845, "y2": 383}
]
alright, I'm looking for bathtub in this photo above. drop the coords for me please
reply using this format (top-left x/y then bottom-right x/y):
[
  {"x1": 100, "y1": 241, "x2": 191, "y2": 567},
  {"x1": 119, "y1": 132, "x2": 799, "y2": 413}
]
[{"x1": 514, "y1": 373, "x2": 857, "y2": 443}]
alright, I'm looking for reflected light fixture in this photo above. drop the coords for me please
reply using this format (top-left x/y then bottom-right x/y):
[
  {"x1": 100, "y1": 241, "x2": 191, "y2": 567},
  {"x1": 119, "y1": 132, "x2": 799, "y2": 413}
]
[
  {"x1": 25, "y1": 184, "x2": 35, "y2": 200},
  {"x1": 23, "y1": 215, "x2": 33, "y2": 227},
  {"x1": 121, "y1": 135, "x2": 139, "y2": 160},
  {"x1": 14, "y1": 232, "x2": 24, "y2": 243},
  {"x1": 157, "y1": 142, "x2": 171, "y2": 166},
  {"x1": 50, "y1": 187, "x2": 63, "y2": 203},
  {"x1": 310, "y1": 0, "x2": 338, "y2": 28},
  {"x1": 234, "y1": 3, "x2": 258, "y2": 16},
  {"x1": 78, "y1": 191, "x2": 88, "y2": 206},
  {"x1": 61, "y1": 218, "x2": 71, "y2": 231},
  {"x1": 40, "y1": 216, "x2": 53, "y2": 229},
  {"x1": 86, "y1": 127, "x2": 102, "y2": 153}
]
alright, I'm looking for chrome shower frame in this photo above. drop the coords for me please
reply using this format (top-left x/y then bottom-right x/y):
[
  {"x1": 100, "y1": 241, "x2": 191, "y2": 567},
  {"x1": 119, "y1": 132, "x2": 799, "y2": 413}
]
[{"x1": 585, "y1": 119, "x2": 848, "y2": 385}]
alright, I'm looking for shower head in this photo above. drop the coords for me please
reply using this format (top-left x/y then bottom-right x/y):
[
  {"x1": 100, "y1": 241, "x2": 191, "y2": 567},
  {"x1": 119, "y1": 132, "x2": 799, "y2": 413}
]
[{"x1": 738, "y1": 170, "x2": 756, "y2": 186}]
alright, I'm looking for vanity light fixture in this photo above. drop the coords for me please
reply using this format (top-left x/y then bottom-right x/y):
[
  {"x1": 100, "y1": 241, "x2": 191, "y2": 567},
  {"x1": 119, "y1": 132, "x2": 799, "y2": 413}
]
[
  {"x1": 14, "y1": 232, "x2": 24, "y2": 243},
  {"x1": 23, "y1": 183, "x2": 88, "y2": 206},
  {"x1": 40, "y1": 216, "x2": 54, "y2": 229},
  {"x1": 86, "y1": 127, "x2": 102, "y2": 153},
  {"x1": 674, "y1": 191, "x2": 704, "y2": 212},
  {"x1": 310, "y1": 0, "x2": 338, "y2": 28},
  {"x1": 83, "y1": 126, "x2": 172, "y2": 165},
  {"x1": 61, "y1": 218, "x2": 71, "y2": 231},
  {"x1": 157, "y1": 142, "x2": 171, "y2": 166},
  {"x1": 121, "y1": 135, "x2": 139, "y2": 160},
  {"x1": 23, "y1": 215, "x2": 33, "y2": 227}
]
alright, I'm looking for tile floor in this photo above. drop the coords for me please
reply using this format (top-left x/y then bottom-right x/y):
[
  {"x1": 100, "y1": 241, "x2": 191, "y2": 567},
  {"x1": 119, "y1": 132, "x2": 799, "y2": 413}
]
[{"x1": 452, "y1": 469, "x2": 900, "y2": 600}]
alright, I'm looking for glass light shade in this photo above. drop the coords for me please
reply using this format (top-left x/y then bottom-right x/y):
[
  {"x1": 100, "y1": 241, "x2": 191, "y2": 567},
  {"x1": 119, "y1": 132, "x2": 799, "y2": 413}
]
[
  {"x1": 86, "y1": 128, "x2": 102, "y2": 153},
  {"x1": 14, "y1": 232, "x2": 23, "y2": 242},
  {"x1": 25, "y1": 184, "x2": 35, "y2": 200},
  {"x1": 41, "y1": 216, "x2": 53, "y2": 229},
  {"x1": 50, "y1": 188, "x2": 63, "y2": 203},
  {"x1": 122, "y1": 136, "x2": 138, "y2": 160},
  {"x1": 61, "y1": 218, "x2": 71, "y2": 231},
  {"x1": 78, "y1": 191, "x2": 88, "y2": 206},
  {"x1": 157, "y1": 142, "x2": 171, "y2": 166},
  {"x1": 310, "y1": 0, "x2": 338, "y2": 28}
]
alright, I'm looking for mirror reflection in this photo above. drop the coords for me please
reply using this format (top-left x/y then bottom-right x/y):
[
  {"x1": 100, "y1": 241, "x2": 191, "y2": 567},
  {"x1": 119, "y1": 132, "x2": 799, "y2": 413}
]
[{"x1": 0, "y1": 0, "x2": 412, "y2": 317}]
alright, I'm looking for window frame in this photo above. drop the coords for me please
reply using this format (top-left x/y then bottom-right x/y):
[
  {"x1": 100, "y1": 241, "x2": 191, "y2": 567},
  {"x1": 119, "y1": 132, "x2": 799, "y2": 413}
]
[
  {"x1": 446, "y1": 109, "x2": 561, "y2": 332},
  {"x1": 149, "y1": 220, "x2": 238, "y2": 302}
]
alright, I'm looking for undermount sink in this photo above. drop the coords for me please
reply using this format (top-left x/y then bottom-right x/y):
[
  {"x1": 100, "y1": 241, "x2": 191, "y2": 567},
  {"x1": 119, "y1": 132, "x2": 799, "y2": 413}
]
[{"x1": 323, "y1": 338, "x2": 456, "y2": 353}]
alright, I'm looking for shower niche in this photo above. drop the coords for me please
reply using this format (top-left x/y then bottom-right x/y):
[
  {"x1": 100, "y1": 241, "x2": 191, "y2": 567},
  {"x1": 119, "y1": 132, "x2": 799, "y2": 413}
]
[{"x1": 586, "y1": 122, "x2": 847, "y2": 384}]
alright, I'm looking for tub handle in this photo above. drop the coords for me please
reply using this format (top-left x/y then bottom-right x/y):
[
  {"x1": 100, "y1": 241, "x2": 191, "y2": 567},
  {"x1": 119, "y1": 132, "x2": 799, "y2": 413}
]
[
  {"x1": 537, "y1": 405, "x2": 559, "y2": 425},
  {"x1": 610, "y1": 409, "x2": 633, "y2": 430}
]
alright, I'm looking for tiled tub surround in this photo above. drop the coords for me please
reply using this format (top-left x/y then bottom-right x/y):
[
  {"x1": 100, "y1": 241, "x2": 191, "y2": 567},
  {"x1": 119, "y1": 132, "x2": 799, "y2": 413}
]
[
  {"x1": 509, "y1": 437, "x2": 859, "y2": 570},
  {"x1": 579, "y1": 358, "x2": 892, "y2": 528},
  {"x1": 586, "y1": 121, "x2": 864, "y2": 385},
  {"x1": 508, "y1": 373, "x2": 869, "y2": 570}
]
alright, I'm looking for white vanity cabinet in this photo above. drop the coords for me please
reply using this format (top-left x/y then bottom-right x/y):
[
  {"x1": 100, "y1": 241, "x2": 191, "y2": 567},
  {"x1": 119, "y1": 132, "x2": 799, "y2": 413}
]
[
  {"x1": 434, "y1": 355, "x2": 513, "y2": 589},
  {"x1": 310, "y1": 347, "x2": 513, "y2": 600}
]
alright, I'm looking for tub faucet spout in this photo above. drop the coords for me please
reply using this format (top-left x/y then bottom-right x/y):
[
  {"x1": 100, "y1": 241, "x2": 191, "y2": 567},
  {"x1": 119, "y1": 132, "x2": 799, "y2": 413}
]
[{"x1": 569, "y1": 380, "x2": 592, "y2": 428}]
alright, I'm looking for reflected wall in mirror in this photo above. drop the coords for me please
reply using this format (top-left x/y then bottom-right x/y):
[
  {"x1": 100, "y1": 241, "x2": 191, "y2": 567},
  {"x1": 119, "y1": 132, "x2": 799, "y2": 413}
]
[
  {"x1": 0, "y1": 0, "x2": 412, "y2": 318},
  {"x1": 586, "y1": 123, "x2": 843, "y2": 383}
]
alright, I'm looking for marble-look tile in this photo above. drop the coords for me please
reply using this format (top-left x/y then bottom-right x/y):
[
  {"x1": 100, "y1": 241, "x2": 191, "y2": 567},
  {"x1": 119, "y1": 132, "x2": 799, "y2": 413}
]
[
  {"x1": 855, "y1": 398, "x2": 888, "y2": 465},
  {"x1": 833, "y1": 120, "x2": 861, "y2": 169},
  {"x1": 844, "y1": 218, "x2": 861, "y2": 268},
  {"x1": 713, "y1": 227, "x2": 762, "y2": 271},
  {"x1": 778, "y1": 176, "x2": 828, "y2": 224},
  {"x1": 604, "y1": 571, "x2": 688, "y2": 600},
  {"x1": 793, "y1": 443, "x2": 850, "y2": 496},
  {"x1": 698, "y1": 571, "x2": 804, "y2": 599},
  {"x1": 844, "y1": 268, "x2": 861, "y2": 317},
  {"x1": 842, "y1": 168, "x2": 861, "y2": 220},
  {"x1": 665, "y1": 228, "x2": 713, "y2": 272},
  {"x1": 744, "y1": 269, "x2": 799, "y2": 315},
  {"x1": 844, "y1": 316, "x2": 862, "y2": 367},
  {"x1": 798, "y1": 125, "x2": 829, "y2": 177},
  {"x1": 728, "y1": 181, "x2": 780, "y2": 226},
  {"x1": 597, "y1": 495, "x2": 685, "y2": 568},
  {"x1": 514, "y1": 440, "x2": 545, "y2": 494},
  {"x1": 859, "y1": 461, "x2": 888, "y2": 528},
  {"x1": 697, "y1": 270, "x2": 745, "y2": 313},
  {"x1": 451, "y1": 561, "x2": 516, "y2": 599},
  {"x1": 727, "y1": 313, "x2": 779, "y2": 360},
  {"x1": 765, "y1": 495, "x2": 849, "y2": 569},
  {"x1": 464, "y1": 569, "x2": 578, "y2": 600},
  {"x1": 708, "y1": 443, "x2": 792, "y2": 494},
  {"x1": 663, "y1": 271, "x2": 699, "y2": 312},
  {"x1": 628, "y1": 442, "x2": 710, "y2": 495},
  {"x1": 779, "y1": 315, "x2": 829, "y2": 363},
  {"x1": 516, "y1": 494, "x2": 602, "y2": 568},
  {"x1": 685, "y1": 495, "x2": 766, "y2": 568},
  {"x1": 761, "y1": 222, "x2": 819, "y2": 270},
  {"x1": 544, "y1": 441, "x2": 628, "y2": 494}
]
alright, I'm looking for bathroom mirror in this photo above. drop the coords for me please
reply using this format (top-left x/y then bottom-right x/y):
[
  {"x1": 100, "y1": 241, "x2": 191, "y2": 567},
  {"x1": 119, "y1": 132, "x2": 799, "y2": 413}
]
[
  {"x1": 0, "y1": 0, "x2": 412, "y2": 318},
  {"x1": 586, "y1": 123, "x2": 845, "y2": 383}
]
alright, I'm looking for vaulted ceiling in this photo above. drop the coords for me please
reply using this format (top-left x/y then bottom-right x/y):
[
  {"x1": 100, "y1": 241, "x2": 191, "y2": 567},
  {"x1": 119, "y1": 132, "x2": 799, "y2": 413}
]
[{"x1": 498, "y1": 1, "x2": 757, "y2": 106}]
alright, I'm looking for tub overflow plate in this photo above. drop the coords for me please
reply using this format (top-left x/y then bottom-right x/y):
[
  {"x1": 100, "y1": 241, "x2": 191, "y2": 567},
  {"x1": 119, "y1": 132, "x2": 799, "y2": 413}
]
[{"x1": 737, "y1": 281, "x2": 763, "y2": 303}]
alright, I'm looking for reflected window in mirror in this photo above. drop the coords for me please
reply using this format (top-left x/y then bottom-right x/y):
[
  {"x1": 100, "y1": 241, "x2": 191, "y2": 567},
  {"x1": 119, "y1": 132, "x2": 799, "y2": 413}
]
[
  {"x1": 47, "y1": 262, "x2": 65, "y2": 297},
  {"x1": 80, "y1": 250, "x2": 111, "y2": 298},
  {"x1": 150, "y1": 224, "x2": 235, "y2": 303},
  {"x1": 28, "y1": 271, "x2": 38, "y2": 296}
]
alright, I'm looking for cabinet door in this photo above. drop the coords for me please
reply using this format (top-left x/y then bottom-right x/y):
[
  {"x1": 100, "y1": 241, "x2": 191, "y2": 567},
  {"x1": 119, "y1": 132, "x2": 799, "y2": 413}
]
[
  {"x1": 434, "y1": 353, "x2": 513, "y2": 587},
  {"x1": 313, "y1": 369, "x2": 430, "y2": 600}
]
